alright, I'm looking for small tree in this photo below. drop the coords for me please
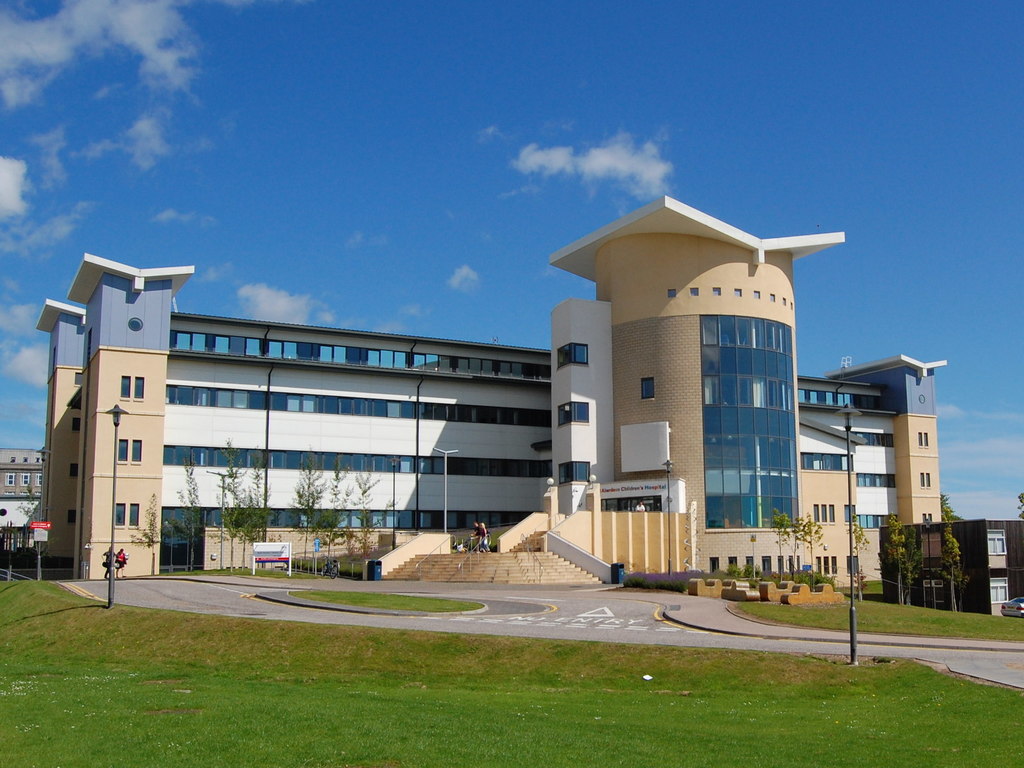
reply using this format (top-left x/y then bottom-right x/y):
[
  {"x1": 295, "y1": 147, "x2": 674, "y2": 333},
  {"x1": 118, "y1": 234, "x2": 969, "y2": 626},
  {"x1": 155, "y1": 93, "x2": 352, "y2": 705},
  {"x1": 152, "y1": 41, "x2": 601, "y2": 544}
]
[
  {"x1": 131, "y1": 494, "x2": 161, "y2": 575},
  {"x1": 292, "y1": 451, "x2": 326, "y2": 554},
  {"x1": 793, "y1": 516, "x2": 823, "y2": 585},
  {"x1": 940, "y1": 492, "x2": 961, "y2": 522},
  {"x1": 220, "y1": 441, "x2": 246, "y2": 570},
  {"x1": 236, "y1": 451, "x2": 271, "y2": 566},
  {"x1": 323, "y1": 458, "x2": 351, "y2": 556},
  {"x1": 883, "y1": 515, "x2": 921, "y2": 605},
  {"x1": 170, "y1": 459, "x2": 205, "y2": 571},
  {"x1": 18, "y1": 487, "x2": 40, "y2": 525},
  {"x1": 346, "y1": 472, "x2": 380, "y2": 564},
  {"x1": 939, "y1": 522, "x2": 969, "y2": 612},
  {"x1": 770, "y1": 510, "x2": 791, "y2": 576},
  {"x1": 1017, "y1": 492, "x2": 1024, "y2": 521}
]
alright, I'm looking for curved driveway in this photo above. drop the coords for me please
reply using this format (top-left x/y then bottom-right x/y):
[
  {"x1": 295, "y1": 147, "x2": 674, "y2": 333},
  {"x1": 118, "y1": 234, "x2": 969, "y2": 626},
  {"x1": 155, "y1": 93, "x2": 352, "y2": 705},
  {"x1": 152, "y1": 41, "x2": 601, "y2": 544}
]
[{"x1": 63, "y1": 576, "x2": 1024, "y2": 690}]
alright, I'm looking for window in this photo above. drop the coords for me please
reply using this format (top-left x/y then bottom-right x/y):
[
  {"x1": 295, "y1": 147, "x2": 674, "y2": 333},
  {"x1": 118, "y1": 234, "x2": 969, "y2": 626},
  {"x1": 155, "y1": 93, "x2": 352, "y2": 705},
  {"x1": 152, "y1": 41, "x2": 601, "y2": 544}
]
[
  {"x1": 557, "y1": 401, "x2": 590, "y2": 425},
  {"x1": 727, "y1": 556, "x2": 738, "y2": 567},
  {"x1": 72, "y1": 417, "x2": 81, "y2": 432},
  {"x1": 690, "y1": 287, "x2": 699, "y2": 296},
  {"x1": 753, "y1": 290, "x2": 761, "y2": 299},
  {"x1": 33, "y1": 473, "x2": 41, "y2": 485},
  {"x1": 4, "y1": 473, "x2": 13, "y2": 486},
  {"x1": 129, "y1": 503, "x2": 140, "y2": 527},
  {"x1": 801, "y1": 453, "x2": 848, "y2": 471},
  {"x1": 734, "y1": 289, "x2": 742, "y2": 297},
  {"x1": 857, "y1": 473, "x2": 896, "y2": 488},
  {"x1": 920, "y1": 472, "x2": 931, "y2": 488},
  {"x1": 67, "y1": 508, "x2": 76, "y2": 524},
  {"x1": 918, "y1": 431, "x2": 929, "y2": 447},
  {"x1": 115, "y1": 503, "x2": 126, "y2": 526},
  {"x1": 558, "y1": 461, "x2": 591, "y2": 484},
  {"x1": 21, "y1": 474, "x2": 30, "y2": 485},
  {"x1": 991, "y1": 577, "x2": 1009, "y2": 603},
  {"x1": 667, "y1": 288, "x2": 677, "y2": 298},
  {"x1": 640, "y1": 377, "x2": 655, "y2": 399},
  {"x1": 709, "y1": 557, "x2": 720, "y2": 572},
  {"x1": 134, "y1": 377, "x2": 145, "y2": 399},
  {"x1": 712, "y1": 287, "x2": 721, "y2": 296},
  {"x1": 121, "y1": 375, "x2": 131, "y2": 398},
  {"x1": 70, "y1": 463, "x2": 78, "y2": 477},
  {"x1": 118, "y1": 440, "x2": 129, "y2": 462},
  {"x1": 131, "y1": 440, "x2": 143, "y2": 462},
  {"x1": 556, "y1": 343, "x2": 589, "y2": 367},
  {"x1": 988, "y1": 529, "x2": 1007, "y2": 555}
]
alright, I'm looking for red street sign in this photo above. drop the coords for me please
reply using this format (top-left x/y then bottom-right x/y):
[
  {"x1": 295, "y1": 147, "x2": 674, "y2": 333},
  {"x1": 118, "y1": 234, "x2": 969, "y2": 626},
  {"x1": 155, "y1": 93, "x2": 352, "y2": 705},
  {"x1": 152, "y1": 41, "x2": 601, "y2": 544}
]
[{"x1": 29, "y1": 521, "x2": 52, "y2": 530}]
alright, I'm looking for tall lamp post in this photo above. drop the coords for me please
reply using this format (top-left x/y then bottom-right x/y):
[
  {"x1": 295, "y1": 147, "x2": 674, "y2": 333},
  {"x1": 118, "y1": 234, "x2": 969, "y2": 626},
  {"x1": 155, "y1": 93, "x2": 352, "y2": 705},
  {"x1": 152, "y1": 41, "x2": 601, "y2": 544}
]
[
  {"x1": 838, "y1": 405, "x2": 862, "y2": 665},
  {"x1": 663, "y1": 459, "x2": 673, "y2": 575},
  {"x1": 206, "y1": 471, "x2": 227, "y2": 568},
  {"x1": 105, "y1": 405, "x2": 128, "y2": 609},
  {"x1": 390, "y1": 457, "x2": 400, "y2": 544},
  {"x1": 433, "y1": 448, "x2": 458, "y2": 534}
]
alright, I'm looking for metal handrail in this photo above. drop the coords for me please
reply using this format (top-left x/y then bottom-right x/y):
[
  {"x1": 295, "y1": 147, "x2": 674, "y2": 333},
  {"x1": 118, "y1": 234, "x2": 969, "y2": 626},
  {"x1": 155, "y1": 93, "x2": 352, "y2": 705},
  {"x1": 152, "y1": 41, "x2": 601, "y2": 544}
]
[
  {"x1": 413, "y1": 534, "x2": 454, "y2": 576},
  {"x1": 519, "y1": 533, "x2": 545, "y2": 581}
]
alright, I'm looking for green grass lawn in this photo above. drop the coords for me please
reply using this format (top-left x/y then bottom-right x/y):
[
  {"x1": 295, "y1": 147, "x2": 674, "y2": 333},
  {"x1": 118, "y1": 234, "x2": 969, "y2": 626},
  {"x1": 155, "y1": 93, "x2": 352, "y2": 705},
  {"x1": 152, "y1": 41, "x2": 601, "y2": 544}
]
[
  {"x1": 736, "y1": 596, "x2": 1024, "y2": 641},
  {"x1": 1, "y1": 582, "x2": 1022, "y2": 768},
  {"x1": 295, "y1": 590, "x2": 483, "y2": 612}
]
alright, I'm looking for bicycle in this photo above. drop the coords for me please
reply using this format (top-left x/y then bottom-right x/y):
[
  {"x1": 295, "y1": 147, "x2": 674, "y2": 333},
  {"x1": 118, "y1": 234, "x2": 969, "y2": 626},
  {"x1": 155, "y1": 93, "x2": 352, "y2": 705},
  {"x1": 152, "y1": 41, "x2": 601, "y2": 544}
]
[{"x1": 322, "y1": 558, "x2": 339, "y2": 579}]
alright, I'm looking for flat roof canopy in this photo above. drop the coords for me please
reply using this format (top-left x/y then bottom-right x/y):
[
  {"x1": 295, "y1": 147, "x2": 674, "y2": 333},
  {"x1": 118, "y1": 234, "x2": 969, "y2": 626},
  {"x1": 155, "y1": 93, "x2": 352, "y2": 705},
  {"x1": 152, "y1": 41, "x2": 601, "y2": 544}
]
[
  {"x1": 68, "y1": 253, "x2": 194, "y2": 304},
  {"x1": 549, "y1": 196, "x2": 845, "y2": 281}
]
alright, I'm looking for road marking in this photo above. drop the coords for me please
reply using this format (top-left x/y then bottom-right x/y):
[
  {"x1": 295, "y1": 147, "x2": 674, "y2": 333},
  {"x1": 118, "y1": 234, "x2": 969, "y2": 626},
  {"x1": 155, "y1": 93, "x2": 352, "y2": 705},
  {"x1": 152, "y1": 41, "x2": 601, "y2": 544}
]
[{"x1": 577, "y1": 606, "x2": 615, "y2": 618}]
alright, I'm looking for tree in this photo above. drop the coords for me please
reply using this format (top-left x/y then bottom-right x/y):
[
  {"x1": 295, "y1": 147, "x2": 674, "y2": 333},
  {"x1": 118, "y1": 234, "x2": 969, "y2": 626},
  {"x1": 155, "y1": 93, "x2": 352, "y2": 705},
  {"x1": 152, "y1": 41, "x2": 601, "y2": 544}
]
[
  {"x1": 235, "y1": 451, "x2": 271, "y2": 566},
  {"x1": 293, "y1": 451, "x2": 327, "y2": 556},
  {"x1": 346, "y1": 472, "x2": 380, "y2": 563},
  {"x1": 18, "y1": 487, "x2": 40, "y2": 525},
  {"x1": 939, "y1": 522, "x2": 969, "y2": 612},
  {"x1": 770, "y1": 510, "x2": 791, "y2": 576},
  {"x1": 219, "y1": 441, "x2": 247, "y2": 570},
  {"x1": 882, "y1": 514, "x2": 921, "y2": 605},
  {"x1": 792, "y1": 516, "x2": 823, "y2": 584},
  {"x1": 321, "y1": 457, "x2": 350, "y2": 556},
  {"x1": 1017, "y1": 492, "x2": 1024, "y2": 521},
  {"x1": 130, "y1": 494, "x2": 161, "y2": 575},
  {"x1": 169, "y1": 458, "x2": 205, "y2": 571},
  {"x1": 940, "y1": 493, "x2": 961, "y2": 522},
  {"x1": 849, "y1": 519, "x2": 871, "y2": 600}
]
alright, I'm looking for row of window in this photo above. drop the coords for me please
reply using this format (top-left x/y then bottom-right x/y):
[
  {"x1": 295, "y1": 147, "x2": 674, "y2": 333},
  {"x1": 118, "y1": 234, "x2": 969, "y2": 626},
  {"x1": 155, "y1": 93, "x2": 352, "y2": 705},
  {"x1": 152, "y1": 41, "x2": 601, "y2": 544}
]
[
  {"x1": 163, "y1": 446, "x2": 551, "y2": 478},
  {"x1": 701, "y1": 315, "x2": 794, "y2": 354},
  {"x1": 705, "y1": 434, "x2": 798, "y2": 471},
  {"x1": 671, "y1": 287, "x2": 792, "y2": 307},
  {"x1": 120, "y1": 375, "x2": 145, "y2": 399},
  {"x1": 6, "y1": 455, "x2": 43, "y2": 463},
  {"x1": 798, "y1": 389, "x2": 881, "y2": 410},
  {"x1": 857, "y1": 473, "x2": 896, "y2": 488},
  {"x1": 165, "y1": 385, "x2": 549, "y2": 427},
  {"x1": 4, "y1": 473, "x2": 42, "y2": 486},
  {"x1": 557, "y1": 401, "x2": 590, "y2": 425},
  {"x1": 801, "y1": 453, "x2": 849, "y2": 472},
  {"x1": 118, "y1": 439, "x2": 143, "y2": 463},
  {"x1": 114, "y1": 502, "x2": 141, "y2": 527},
  {"x1": 170, "y1": 330, "x2": 551, "y2": 380},
  {"x1": 812, "y1": 503, "x2": 836, "y2": 523}
]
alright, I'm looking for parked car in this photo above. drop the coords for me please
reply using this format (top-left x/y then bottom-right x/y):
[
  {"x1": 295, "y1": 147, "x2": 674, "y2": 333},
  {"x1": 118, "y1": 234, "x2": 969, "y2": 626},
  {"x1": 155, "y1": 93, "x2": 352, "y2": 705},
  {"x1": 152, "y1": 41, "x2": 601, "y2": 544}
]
[{"x1": 999, "y1": 597, "x2": 1024, "y2": 617}]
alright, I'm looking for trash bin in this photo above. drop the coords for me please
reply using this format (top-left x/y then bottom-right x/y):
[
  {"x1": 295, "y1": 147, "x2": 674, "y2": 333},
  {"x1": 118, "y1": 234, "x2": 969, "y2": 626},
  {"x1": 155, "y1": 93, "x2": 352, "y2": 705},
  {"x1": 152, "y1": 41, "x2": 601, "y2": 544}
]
[
  {"x1": 366, "y1": 559, "x2": 383, "y2": 581},
  {"x1": 610, "y1": 562, "x2": 625, "y2": 584}
]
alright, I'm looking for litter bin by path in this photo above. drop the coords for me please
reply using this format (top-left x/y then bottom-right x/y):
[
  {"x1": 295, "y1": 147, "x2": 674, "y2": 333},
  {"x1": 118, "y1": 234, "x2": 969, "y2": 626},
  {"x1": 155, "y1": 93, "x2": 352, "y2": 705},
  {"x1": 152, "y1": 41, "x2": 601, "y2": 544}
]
[
  {"x1": 366, "y1": 559, "x2": 383, "y2": 581},
  {"x1": 610, "y1": 563, "x2": 625, "y2": 584}
]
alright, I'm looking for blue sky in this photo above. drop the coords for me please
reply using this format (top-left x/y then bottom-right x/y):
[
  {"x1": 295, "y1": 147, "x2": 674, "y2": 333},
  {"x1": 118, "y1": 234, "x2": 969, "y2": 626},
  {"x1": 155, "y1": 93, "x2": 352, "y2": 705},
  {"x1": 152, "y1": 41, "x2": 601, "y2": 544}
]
[{"x1": 1, "y1": 1, "x2": 1021, "y2": 519}]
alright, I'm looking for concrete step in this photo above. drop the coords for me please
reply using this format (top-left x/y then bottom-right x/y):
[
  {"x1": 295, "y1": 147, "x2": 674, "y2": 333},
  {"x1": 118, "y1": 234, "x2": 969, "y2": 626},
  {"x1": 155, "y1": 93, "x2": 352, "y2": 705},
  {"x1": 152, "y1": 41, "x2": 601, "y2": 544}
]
[{"x1": 386, "y1": 551, "x2": 601, "y2": 584}]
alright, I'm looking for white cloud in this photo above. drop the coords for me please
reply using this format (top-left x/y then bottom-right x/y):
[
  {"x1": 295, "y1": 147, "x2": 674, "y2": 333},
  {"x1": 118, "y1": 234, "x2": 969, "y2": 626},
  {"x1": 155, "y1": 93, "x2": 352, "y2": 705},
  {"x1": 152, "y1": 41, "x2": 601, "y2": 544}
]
[
  {"x1": 447, "y1": 264, "x2": 479, "y2": 292},
  {"x1": 82, "y1": 111, "x2": 171, "y2": 170},
  {"x1": 0, "y1": 0, "x2": 199, "y2": 109},
  {"x1": 0, "y1": 304, "x2": 39, "y2": 337},
  {"x1": 1, "y1": 344, "x2": 48, "y2": 387},
  {"x1": 152, "y1": 208, "x2": 216, "y2": 227},
  {"x1": 477, "y1": 125, "x2": 508, "y2": 143},
  {"x1": 196, "y1": 262, "x2": 233, "y2": 283},
  {"x1": 0, "y1": 156, "x2": 29, "y2": 219},
  {"x1": 30, "y1": 126, "x2": 68, "y2": 187},
  {"x1": 237, "y1": 283, "x2": 329, "y2": 325},
  {"x1": 345, "y1": 231, "x2": 389, "y2": 249},
  {"x1": 0, "y1": 201, "x2": 92, "y2": 257},
  {"x1": 512, "y1": 132, "x2": 673, "y2": 199}
]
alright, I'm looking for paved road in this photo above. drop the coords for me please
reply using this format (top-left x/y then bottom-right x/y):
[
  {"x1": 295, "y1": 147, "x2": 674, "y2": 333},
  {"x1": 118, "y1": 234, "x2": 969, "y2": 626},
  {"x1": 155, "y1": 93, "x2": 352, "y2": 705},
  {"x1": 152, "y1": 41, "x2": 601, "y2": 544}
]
[{"x1": 63, "y1": 577, "x2": 1024, "y2": 689}]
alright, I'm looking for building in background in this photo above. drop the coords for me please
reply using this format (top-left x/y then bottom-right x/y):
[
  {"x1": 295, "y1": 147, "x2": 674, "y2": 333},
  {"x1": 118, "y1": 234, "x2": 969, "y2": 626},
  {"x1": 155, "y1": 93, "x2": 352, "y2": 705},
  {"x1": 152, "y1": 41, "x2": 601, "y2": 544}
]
[
  {"x1": 1, "y1": 449, "x2": 45, "y2": 544},
  {"x1": 38, "y1": 198, "x2": 948, "y2": 582}
]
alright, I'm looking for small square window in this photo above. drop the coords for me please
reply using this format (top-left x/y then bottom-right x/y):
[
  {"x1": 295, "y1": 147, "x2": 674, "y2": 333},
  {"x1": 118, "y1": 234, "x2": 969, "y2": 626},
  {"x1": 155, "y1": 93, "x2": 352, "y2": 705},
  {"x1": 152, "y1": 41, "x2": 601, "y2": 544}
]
[
  {"x1": 667, "y1": 288, "x2": 677, "y2": 298},
  {"x1": 753, "y1": 290, "x2": 761, "y2": 299},
  {"x1": 770, "y1": 294, "x2": 776, "y2": 302},
  {"x1": 689, "y1": 287, "x2": 699, "y2": 296},
  {"x1": 712, "y1": 287, "x2": 722, "y2": 296},
  {"x1": 640, "y1": 377, "x2": 655, "y2": 399},
  {"x1": 734, "y1": 289, "x2": 742, "y2": 297}
]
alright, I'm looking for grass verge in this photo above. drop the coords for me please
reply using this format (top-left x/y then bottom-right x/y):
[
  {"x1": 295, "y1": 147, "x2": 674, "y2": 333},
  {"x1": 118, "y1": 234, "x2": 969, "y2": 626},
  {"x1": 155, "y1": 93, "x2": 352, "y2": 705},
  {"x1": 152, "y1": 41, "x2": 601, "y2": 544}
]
[
  {"x1": 736, "y1": 598, "x2": 1024, "y2": 641},
  {"x1": 1, "y1": 581, "x2": 1021, "y2": 768},
  {"x1": 294, "y1": 590, "x2": 483, "y2": 612}
]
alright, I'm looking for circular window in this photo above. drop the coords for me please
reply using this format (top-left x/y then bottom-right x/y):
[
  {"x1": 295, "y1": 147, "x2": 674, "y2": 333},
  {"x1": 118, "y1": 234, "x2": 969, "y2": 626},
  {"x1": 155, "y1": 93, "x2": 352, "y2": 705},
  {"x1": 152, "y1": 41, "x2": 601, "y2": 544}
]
[{"x1": 128, "y1": 317, "x2": 144, "y2": 332}]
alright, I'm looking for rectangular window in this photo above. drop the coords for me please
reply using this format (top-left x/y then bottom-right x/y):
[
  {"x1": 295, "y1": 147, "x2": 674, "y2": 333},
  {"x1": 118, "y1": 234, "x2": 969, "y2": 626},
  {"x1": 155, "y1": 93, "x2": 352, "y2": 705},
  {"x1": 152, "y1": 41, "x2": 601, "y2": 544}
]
[
  {"x1": 129, "y1": 503, "x2": 140, "y2": 527},
  {"x1": 920, "y1": 472, "x2": 931, "y2": 488},
  {"x1": 690, "y1": 287, "x2": 699, "y2": 296},
  {"x1": 991, "y1": 577, "x2": 1009, "y2": 603},
  {"x1": 70, "y1": 463, "x2": 78, "y2": 477},
  {"x1": 734, "y1": 289, "x2": 742, "y2": 297},
  {"x1": 667, "y1": 288, "x2": 677, "y2": 298},
  {"x1": 120, "y1": 375, "x2": 131, "y2": 398},
  {"x1": 4, "y1": 473, "x2": 13, "y2": 486},
  {"x1": 712, "y1": 287, "x2": 721, "y2": 296},
  {"x1": 709, "y1": 557, "x2": 720, "y2": 572},
  {"x1": 828, "y1": 505, "x2": 835, "y2": 523},
  {"x1": 988, "y1": 529, "x2": 1007, "y2": 555},
  {"x1": 118, "y1": 440, "x2": 129, "y2": 462},
  {"x1": 21, "y1": 474, "x2": 30, "y2": 485},
  {"x1": 134, "y1": 377, "x2": 145, "y2": 399},
  {"x1": 556, "y1": 343, "x2": 589, "y2": 367},
  {"x1": 72, "y1": 416, "x2": 81, "y2": 432},
  {"x1": 557, "y1": 401, "x2": 590, "y2": 425},
  {"x1": 67, "y1": 508, "x2": 76, "y2": 524},
  {"x1": 640, "y1": 377, "x2": 655, "y2": 399},
  {"x1": 115, "y1": 503, "x2": 126, "y2": 526},
  {"x1": 918, "y1": 431, "x2": 929, "y2": 447},
  {"x1": 131, "y1": 440, "x2": 143, "y2": 462},
  {"x1": 34, "y1": 473, "x2": 42, "y2": 485},
  {"x1": 558, "y1": 461, "x2": 591, "y2": 484}
]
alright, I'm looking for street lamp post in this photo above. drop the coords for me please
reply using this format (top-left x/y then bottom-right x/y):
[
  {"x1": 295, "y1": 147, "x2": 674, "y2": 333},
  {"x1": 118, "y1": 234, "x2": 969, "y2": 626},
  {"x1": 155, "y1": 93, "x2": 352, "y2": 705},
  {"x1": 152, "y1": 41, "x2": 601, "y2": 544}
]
[
  {"x1": 433, "y1": 448, "x2": 458, "y2": 534},
  {"x1": 206, "y1": 471, "x2": 227, "y2": 568},
  {"x1": 105, "y1": 405, "x2": 128, "y2": 609},
  {"x1": 838, "y1": 405, "x2": 862, "y2": 665},
  {"x1": 390, "y1": 457, "x2": 399, "y2": 544},
  {"x1": 663, "y1": 459, "x2": 673, "y2": 575}
]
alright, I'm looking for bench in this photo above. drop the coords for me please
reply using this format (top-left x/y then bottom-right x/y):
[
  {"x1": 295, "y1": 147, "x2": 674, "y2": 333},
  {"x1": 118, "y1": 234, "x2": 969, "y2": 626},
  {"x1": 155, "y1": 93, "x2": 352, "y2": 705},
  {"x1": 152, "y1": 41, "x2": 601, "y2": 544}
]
[
  {"x1": 781, "y1": 582, "x2": 846, "y2": 606},
  {"x1": 687, "y1": 578, "x2": 724, "y2": 598},
  {"x1": 722, "y1": 579, "x2": 761, "y2": 602}
]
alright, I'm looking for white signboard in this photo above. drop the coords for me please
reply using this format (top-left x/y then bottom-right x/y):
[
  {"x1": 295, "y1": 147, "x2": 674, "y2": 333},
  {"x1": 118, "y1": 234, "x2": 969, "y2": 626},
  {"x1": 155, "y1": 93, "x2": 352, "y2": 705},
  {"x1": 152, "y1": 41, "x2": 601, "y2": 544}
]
[{"x1": 252, "y1": 541, "x2": 292, "y2": 576}]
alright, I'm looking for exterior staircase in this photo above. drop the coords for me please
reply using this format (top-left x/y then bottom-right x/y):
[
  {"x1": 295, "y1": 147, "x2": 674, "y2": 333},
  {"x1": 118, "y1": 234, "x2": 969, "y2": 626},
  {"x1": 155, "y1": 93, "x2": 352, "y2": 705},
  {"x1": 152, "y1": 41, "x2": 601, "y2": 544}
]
[{"x1": 385, "y1": 550, "x2": 601, "y2": 584}]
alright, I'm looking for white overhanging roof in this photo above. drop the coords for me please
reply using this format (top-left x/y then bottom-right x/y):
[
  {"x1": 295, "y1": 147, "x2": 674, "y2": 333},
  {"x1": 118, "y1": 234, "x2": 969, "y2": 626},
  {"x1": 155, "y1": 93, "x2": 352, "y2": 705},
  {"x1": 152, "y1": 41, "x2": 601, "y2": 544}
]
[
  {"x1": 36, "y1": 299, "x2": 86, "y2": 332},
  {"x1": 549, "y1": 196, "x2": 845, "y2": 281},
  {"x1": 825, "y1": 355, "x2": 948, "y2": 379},
  {"x1": 68, "y1": 253, "x2": 194, "y2": 304}
]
